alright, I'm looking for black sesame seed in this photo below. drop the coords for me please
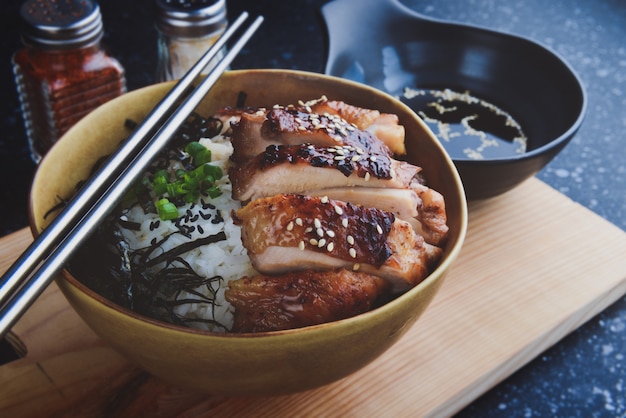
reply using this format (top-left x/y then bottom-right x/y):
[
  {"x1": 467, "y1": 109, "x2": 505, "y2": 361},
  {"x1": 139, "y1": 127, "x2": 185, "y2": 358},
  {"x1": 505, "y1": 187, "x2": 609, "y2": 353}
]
[{"x1": 211, "y1": 211, "x2": 224, "y2": 224}]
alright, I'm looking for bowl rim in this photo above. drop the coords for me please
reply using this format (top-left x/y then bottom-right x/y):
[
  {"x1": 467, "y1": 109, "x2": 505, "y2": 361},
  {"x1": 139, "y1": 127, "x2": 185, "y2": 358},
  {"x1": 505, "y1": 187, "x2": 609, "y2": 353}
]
[{"x1": 30, "y1": 68, "x2": 468, "y2": 339}]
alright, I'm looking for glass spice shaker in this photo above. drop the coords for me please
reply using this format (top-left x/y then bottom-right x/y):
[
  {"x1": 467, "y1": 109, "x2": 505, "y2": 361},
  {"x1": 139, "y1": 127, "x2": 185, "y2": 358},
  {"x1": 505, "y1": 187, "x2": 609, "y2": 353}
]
[
  {"x1": 155, "y1": 0, "x2": 228, "y2": 82},
  {"x1": 12, "y1": 0, "x2": 126, "y2": 163}
]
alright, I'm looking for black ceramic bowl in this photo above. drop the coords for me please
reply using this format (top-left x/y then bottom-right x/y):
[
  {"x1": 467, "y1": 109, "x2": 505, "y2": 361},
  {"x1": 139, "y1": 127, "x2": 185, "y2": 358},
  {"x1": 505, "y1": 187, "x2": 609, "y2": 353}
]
[{"x1": 323, "y1": 0, "x2": 587, "y2": 199}]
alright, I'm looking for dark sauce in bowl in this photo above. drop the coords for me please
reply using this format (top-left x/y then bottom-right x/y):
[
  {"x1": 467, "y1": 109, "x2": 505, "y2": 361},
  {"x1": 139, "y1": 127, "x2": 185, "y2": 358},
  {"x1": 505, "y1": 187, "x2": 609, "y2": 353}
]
[{"x1": 400, "y1": 87, "x2": 527, "y2": 160}]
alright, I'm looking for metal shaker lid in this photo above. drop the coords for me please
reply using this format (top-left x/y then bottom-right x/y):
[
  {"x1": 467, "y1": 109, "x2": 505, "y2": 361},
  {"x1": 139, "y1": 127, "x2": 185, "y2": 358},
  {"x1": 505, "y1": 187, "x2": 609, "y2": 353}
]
[
  {"x1": 156, "y1": 0, "x2": 227, "y2": 38},
  {"x1": 19, "y1": 0, "x2": 104, "y2": 49}
]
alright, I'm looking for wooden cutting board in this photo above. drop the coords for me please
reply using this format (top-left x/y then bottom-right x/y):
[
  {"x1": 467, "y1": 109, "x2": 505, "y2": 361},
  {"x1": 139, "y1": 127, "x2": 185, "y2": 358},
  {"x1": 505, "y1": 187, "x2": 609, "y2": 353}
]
[{"x1": 1, "y1": 178, "x2": 626, "y2": 417}]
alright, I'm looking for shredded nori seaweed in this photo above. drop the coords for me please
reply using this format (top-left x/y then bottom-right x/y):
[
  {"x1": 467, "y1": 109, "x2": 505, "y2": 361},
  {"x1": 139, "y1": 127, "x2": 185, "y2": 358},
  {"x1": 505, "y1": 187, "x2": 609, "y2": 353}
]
[
  {"x1": 67, "y1": 200, "x2": 229, "y2": 329},
  {"x1": 63, "y1": 111, "x2": 232, "y2": 329}
]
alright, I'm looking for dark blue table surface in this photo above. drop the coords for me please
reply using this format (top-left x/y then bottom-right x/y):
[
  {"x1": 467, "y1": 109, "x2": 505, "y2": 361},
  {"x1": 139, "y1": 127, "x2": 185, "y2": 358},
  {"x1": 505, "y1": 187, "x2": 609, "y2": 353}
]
[{"x1": 0, "y1": 0, "x2": 624, "y2": 416}]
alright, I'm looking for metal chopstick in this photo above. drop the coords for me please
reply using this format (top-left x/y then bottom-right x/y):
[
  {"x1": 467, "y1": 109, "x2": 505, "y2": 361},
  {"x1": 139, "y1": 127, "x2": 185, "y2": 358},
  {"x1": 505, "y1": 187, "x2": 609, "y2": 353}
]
[{"x1": 0, "y1": 13, "x2": 264, "y2": 338}]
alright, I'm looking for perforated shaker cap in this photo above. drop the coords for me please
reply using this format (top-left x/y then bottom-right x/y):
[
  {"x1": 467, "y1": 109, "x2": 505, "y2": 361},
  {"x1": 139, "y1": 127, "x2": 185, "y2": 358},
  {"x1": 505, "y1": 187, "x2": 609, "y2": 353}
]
[
  {"x1": 19, "y1": 0, "x2": 104, "y2": 49},
  {"x1": 156, "y1": 0, "x2": 227, "y2": 38}
]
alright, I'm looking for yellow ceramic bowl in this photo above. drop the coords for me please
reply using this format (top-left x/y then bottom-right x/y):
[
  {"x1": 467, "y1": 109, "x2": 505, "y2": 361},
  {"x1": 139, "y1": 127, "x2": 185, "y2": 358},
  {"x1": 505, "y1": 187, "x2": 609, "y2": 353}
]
[{"x1": 29, "y1": 69, "x2": 467, "y2": 395}]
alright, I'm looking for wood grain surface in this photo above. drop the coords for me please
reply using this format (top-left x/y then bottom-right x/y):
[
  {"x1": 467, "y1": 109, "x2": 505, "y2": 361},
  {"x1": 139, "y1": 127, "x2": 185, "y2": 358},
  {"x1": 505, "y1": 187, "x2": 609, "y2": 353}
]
[{"x1": 1, "y1": 178, "x2": 626, "y2": 417}]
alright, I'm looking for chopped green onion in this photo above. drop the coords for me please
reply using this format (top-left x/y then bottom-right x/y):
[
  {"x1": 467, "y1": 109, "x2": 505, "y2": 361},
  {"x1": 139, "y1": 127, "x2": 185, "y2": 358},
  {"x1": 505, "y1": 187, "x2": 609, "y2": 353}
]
[
  {"x1": 185, "y1": 141, "x2": 205, "y2": 157},
  {"x1": 194, "y1": 163, "x2": 222, "y2": 181},
  {"x1": 155, "y1": 198, "x2": 179, "y2": 220},
  {"x1": 148, "y1": 141, "x2": 224, "y2": 220},
  {"x1": 185, "y1": 142, "x2": 212, "y2": 165},
  {"x1": 195, "y1": 148, "x2": 212, "y2": 165},
  {"x1": 152, "y1": 170, "x2": 170, "y2": 195},
  {"x1": 206, "y1": 185, "x2": 222, "y2": 199}
]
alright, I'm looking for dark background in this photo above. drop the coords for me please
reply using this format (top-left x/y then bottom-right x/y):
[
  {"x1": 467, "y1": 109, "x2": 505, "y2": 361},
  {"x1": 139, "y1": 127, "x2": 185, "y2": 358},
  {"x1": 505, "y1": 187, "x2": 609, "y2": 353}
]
[{"x1": 1, "y1": 0, "x2": 625, "y2": 416}]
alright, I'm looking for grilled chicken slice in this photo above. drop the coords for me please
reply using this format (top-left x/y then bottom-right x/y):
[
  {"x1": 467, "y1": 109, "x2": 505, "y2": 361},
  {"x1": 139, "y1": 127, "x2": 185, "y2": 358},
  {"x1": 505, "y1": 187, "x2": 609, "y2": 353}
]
[
  {"x1": 233, "y1": 194, "x2": 442, "y2": 292},
  {"x1": 229, "y1": 144, "x2": 448, "y2": 245},
  {"x1": 308, "y1": 99, "x2": 406, "y2": 155},
  {"x1": 308, "y1": 187, "x2": 419, "y2": 222},
  {"x1": 230, "y1": 106, "x2": 392, "y2": 162},
  {"x1": 224, "y1": 269, "x2": 390, "y2": 333},
  {"x1": 411, "y1": 181, "x2": 449, "y2": 245},
  {"x1": 307, "y1": 187, "x2": 446, "y2": 246},
  {"x1": 230, "y1": 144, "x2": 420, "y2": 202}
]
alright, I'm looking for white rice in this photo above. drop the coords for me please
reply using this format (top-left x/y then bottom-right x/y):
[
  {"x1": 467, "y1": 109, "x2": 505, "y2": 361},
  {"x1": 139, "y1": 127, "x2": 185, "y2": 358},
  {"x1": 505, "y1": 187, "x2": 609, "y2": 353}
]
[{"x1": 118, "y1": 132, "x2": 256, "y2": 332}]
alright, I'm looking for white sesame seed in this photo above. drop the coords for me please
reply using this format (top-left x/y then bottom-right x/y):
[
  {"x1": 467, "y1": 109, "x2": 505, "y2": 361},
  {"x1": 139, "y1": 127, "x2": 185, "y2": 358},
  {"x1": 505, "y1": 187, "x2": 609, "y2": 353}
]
[
  {"x1": 314, "y1": 218, "x2": 321, "y2": 229},
  {"x1": 305, "y1": 105, "x2": 312, "y2": 113},
  {"x1": 320, "y1": 196, "x2": 329, "y2": 204},
  {"x1": 376, "y1": 224, "x2": 383, "y2": 234},
  {"x1": 334, "y1": 205, "x2": 344, "y2": 215},
  {"x1": 347, "y1": 235, "x2": 355, "y2": 245},
  {"x1": 299, "y1": 241, "x2": 305, "y2": 251},
  {"x1": 342, "y1": 218, "x2": 348, "y2": 228},
  {"x1": 349, "y1": 248, "x2": 357, "y2": 258},
  {"x1": 333, "y1": 135, "x2": 342, "y2": 142},
  {"x1": 295, "y1": 117, "x2": 303, "y2": 124},
  {"x1": 326, "y1": 230, "x2": 335, "y2": 238},
  {"x1": 327, "y1": 242, "x2": 334, "y2": 252},
  {"x1": 317, "y1": 228, "x2": 324, "y2": 237},
  {"x1": 318, "y1": 238, "x2": 326, "y2": 248},
  {"x1": 334, "y1": 155, "x2": 346, "y2": 161},
  {"x1": 356, "y1": 147, "x2": 365, "y2": 154},
  {"x1": 370, "y1": 156, "x2": 377, "y2": 162},
  {"x1": 351, "y1": 155, "x2": 361, "y2": 162},
  {"x1": 364, "y1": 172, "x2": 371, "y2": 181},
  {"x1": 297, "y1": 125, "x2": 306, "y2": 131},
  {"x1": 352, "y1": 263, "x2": 360, "y2": 271},
  {"x1": 305, "y1": 227, "x2": 313, "y2": 233},
  {"x1": 286, "y1": 221, "x2": 294, "y2": 231},
  {"x1": 295, "y1": 218, "x2": 303, "y2": 226},
  {"x1": 310, "y1": 238, "x2": 318, "y2": 246},
  {"x1": 335, "y1": 149, "x2": 345, "y2": 155}
]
